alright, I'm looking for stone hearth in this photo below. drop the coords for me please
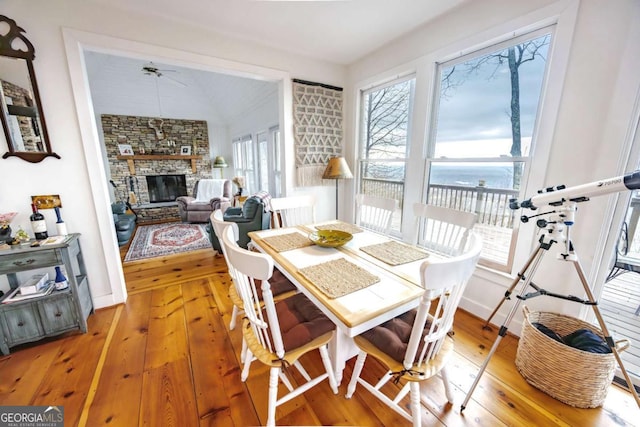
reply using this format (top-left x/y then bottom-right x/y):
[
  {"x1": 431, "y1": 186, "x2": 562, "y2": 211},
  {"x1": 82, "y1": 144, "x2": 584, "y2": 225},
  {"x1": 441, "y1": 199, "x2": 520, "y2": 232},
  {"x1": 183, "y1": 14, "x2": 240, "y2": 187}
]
[{"x1": 102, "y1": 114, "x2": 213, "y2": 223}]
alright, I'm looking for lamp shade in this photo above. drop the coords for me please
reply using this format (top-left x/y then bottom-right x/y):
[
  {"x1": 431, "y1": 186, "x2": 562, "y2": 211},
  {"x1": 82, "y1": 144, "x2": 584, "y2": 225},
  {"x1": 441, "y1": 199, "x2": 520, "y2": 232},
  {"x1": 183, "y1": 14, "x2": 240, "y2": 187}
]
[
  {"x1": 322, "y1": 157, "x2": 353, "y2": 180},
  {"x1": 213, "y1": 156, "x2": 228, "y2": 168}
]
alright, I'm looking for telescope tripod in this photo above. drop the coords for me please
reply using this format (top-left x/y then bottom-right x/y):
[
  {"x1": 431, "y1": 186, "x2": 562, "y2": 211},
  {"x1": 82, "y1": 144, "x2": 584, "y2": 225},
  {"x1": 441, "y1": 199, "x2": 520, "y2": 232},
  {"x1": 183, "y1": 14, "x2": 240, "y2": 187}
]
[{"x1": 461, "y1": 219, "x2": 640, "y2": 411}]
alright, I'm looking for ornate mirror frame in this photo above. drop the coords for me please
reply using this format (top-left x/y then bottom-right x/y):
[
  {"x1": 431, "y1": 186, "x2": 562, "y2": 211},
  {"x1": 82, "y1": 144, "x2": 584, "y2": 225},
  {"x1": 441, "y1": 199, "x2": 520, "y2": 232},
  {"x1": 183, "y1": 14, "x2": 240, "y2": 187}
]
[{"x1": 0, "y1": 15, "x2": 59, "y2": 163}]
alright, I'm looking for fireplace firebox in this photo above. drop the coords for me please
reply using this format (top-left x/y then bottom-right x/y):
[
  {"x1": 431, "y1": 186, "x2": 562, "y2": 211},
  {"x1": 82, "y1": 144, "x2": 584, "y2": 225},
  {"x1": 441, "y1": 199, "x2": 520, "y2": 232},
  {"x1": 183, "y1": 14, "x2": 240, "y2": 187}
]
[{"x1": 146, "y1": 174, "x2": 187, "y2": 203}]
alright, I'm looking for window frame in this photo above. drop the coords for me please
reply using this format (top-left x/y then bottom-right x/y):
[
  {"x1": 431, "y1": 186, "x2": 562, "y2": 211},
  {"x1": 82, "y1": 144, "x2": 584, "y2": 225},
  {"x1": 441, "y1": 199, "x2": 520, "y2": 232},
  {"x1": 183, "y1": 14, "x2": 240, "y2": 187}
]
[
  {"x1": 232, "y1": 125, "x2": 281, "y2": 196},
  {"x1": 356, "y1": 75, "x2": 416, "y2": 237},
  {"x1": 424, "y1": 27, "x2": 554, "y2": 272}
]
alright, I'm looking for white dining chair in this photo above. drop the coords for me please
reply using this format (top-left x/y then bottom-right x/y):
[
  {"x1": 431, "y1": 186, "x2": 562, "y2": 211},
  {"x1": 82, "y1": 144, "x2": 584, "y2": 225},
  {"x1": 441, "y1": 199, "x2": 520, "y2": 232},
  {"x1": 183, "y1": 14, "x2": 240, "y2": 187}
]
[
  {"x1": 269, "y1": 194, "x2": 316, "y2": 228},
  {"x1": 221, "y1": 225, "x2": 338, "y2": 427},
  {"x1": 413, "y1": 202, "x2": 478, "y2": 256},
  {"x1": 210, "y1": 210, "x2": 296, "y2": 331},
  {"x1": 355, "y1": 193, "x2": 398, "y2": 235},
  {"x1": 345, "y1": 232, "x2": 482, "y2": 426}
]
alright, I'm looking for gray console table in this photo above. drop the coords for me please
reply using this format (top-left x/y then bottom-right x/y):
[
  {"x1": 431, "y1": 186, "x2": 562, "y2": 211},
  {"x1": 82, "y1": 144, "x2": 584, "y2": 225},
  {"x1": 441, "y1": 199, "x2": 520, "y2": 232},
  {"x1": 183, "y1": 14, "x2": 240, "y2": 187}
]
[{"x1": 0, "y1": 234, "x2": 93, "y2": 354}]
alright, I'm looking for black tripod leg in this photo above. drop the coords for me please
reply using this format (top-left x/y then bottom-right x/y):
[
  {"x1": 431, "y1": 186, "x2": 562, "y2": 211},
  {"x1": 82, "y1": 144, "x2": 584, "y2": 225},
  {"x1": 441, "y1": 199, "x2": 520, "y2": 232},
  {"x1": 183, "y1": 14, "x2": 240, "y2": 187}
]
[
  {"x1": 461, "y1": 245, "x2": 547, "y2": 411},
  {"x1": 572, "y1": 256, "x2": 640, "y2": 408},
  {"x1": 483, "y1": 245, "x2": 545, "y2": 328}
]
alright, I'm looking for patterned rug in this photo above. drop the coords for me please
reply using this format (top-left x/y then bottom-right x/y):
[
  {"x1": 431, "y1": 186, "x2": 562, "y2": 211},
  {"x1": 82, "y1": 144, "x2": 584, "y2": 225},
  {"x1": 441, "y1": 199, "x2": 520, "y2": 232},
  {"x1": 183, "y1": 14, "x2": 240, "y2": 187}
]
[{"x1": 124, "y1": 223, "x2": 211, "y2": 262}]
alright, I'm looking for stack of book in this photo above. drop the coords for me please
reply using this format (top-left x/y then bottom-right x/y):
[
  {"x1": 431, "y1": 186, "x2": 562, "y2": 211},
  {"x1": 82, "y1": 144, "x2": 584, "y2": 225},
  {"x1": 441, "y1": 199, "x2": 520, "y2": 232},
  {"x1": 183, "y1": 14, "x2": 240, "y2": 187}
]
[{"x1": 1, "y1": 273, "x2": 55, "y2": 304}]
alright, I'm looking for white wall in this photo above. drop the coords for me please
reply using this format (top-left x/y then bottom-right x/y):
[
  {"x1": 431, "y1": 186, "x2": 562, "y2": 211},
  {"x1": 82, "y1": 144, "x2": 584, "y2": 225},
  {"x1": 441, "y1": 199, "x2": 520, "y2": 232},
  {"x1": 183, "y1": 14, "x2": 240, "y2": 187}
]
[
  {"x1": 0, "y1": 0, "x2": 345, "y2": 306},
  {"x1": 345, "y1": 0, "x2": 640, "y2": 332}
]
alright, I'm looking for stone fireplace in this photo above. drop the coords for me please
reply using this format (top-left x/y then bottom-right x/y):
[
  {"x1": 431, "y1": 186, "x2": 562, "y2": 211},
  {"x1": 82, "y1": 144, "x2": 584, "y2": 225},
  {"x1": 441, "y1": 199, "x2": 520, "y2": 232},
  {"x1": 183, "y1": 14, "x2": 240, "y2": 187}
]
[{"x1": 102, "y1": 114, "x2": 212, "y2": 223}]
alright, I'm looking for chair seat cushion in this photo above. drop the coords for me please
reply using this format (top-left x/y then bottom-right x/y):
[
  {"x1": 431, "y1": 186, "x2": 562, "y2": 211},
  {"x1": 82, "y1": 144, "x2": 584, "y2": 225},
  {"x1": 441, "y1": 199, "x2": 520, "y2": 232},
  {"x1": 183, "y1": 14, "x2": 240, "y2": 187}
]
[
  {"x1": 274, "y1": 293, "x2": 334, "y2": 351},
  {"x1": 271, "y1": 268, "x2": 298, "y2": 296},
  {"x1": 360, "y1": 309, "x2": 432, "y2": 363}
]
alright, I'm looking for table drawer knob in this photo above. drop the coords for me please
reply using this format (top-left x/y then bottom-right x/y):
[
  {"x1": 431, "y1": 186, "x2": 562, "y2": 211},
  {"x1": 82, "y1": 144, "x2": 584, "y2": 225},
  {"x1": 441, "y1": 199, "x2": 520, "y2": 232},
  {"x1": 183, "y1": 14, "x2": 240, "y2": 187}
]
[{"x1": 13, "y1": 259, "x2": 35, "y2": 266}]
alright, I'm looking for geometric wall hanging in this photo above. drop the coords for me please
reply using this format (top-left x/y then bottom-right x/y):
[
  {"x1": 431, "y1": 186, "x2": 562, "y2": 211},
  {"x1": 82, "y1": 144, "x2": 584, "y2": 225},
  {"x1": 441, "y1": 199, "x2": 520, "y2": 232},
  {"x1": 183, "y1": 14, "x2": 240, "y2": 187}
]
[{"x1": 292, "y1": 79, "x2": 343, "y2": 186}]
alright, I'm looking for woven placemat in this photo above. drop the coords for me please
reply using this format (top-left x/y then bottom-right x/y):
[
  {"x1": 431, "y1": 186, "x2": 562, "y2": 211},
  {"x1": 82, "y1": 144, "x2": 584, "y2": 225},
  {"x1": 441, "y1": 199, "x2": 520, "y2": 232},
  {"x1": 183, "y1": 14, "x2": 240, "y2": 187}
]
[
  {"x1": 298, "y1": 258, "x2": 380, "y2": 299},
  {"x1": 262, "y1": 232, "x2": 313, "y2": 252},
  {"x1": 315, "y1": 221, "x2": 363, "y2": 234},
  {"x1": 360, "y1": 240, "x2": 429, "y2": 266}
]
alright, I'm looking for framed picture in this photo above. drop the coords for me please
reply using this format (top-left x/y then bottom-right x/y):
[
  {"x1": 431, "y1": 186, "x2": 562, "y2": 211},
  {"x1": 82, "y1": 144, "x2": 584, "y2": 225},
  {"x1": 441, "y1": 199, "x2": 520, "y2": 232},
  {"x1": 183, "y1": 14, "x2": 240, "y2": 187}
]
[
  {"x1": 118, "y1": 144, "x2": 134, "y2": 155},
  {"x1": 180, "y1": 145, "x2": 192, "y2": 155}
]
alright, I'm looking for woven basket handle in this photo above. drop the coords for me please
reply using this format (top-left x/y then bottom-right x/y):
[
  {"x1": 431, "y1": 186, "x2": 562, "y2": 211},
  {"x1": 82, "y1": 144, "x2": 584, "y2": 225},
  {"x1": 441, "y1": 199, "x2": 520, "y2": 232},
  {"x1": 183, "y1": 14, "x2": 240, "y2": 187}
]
[{"x1": 615, "y1": 339, "x2": 630, "y2": 353}]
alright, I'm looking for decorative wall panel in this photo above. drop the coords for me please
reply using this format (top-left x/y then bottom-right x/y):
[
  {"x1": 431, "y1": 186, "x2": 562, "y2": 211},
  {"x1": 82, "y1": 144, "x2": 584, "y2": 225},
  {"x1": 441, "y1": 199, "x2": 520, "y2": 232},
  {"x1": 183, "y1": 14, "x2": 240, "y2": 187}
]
[{"x1": 292, "y1": 80, "x2": 343, "y2": 187}]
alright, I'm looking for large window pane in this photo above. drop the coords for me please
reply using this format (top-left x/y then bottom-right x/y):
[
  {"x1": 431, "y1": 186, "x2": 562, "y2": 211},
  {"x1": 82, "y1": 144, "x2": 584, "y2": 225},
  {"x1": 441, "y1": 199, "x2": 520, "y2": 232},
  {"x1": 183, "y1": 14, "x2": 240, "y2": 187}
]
[
  {"x1": 358, "y1": 77, "x2": 414, "y2": 233},
  {"x1": 428, "y1": 31, "x2": 551, "y2": 270}
]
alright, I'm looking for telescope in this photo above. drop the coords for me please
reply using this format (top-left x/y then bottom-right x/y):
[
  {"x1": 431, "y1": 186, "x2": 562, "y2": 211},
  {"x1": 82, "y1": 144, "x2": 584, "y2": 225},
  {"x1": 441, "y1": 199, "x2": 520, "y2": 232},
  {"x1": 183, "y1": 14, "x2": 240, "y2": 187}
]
[{"x1": 510, "y1": 170, "x2": 640, "y2": 210}]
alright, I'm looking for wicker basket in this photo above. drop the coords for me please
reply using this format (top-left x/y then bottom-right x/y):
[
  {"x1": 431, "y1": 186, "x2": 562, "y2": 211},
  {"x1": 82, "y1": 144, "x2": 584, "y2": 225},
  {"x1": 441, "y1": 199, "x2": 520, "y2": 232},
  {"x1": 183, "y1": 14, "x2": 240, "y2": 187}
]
[{"x1": 515, "y1": 306, "x2": 629, "y2": 408}]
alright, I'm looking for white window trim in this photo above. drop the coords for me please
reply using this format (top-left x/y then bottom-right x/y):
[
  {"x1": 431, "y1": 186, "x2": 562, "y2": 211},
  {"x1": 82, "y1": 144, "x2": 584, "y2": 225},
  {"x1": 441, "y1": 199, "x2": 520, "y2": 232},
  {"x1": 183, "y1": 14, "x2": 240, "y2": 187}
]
[
  {"x1": 356, "y1": 75, "x2": 416, "y2": 237},
  {"x1": 350, "y1": 0, "x2": 580, "y2": 287},
  {"x1": 425, "y1": 26, "x2": 554, "y2": 272}
]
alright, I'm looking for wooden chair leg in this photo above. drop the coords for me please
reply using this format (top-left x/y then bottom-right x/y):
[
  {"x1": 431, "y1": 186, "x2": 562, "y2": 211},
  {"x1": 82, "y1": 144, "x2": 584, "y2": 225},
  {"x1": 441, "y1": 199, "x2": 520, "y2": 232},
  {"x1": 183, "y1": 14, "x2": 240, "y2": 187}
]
[
  {"x1": 319, "y1": 345, "x2": 339, "y2": 394},
  {"x1": 346, "y1": 351, "x2": 367, "y2": 398},
  {"x1": 409, "y1": 381, "x2": 421, "y2": 427},
  {"x1": 266, "y1": 367, "x2": 280, "y2": 427},
  {"x1": 229, "y1": 304, "x2": 239, "y2": 330},
  {"x1": 241, "y1": 349, "x2": 253, "y2": 382},
  {"x1": 440, "y1": 366, "x2": 455, "y2": 403}
]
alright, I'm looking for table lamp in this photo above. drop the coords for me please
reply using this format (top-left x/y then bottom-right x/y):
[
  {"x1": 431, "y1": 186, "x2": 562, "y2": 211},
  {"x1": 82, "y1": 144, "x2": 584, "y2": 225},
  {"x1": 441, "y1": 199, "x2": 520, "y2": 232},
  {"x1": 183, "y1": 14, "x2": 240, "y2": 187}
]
[
  {"x1": 213, "y1": 156, "x2": 228, "y2": 178},
  {"x1": 322, "y1": 156, "x2": 353, "y2": 219}
]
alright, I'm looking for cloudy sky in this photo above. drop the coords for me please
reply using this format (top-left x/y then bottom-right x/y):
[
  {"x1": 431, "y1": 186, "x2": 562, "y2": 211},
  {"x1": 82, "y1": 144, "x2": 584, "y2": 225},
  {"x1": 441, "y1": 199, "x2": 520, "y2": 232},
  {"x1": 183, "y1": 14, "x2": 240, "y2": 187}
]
[{"x1": 435, "y1": 34, "x2": 550, "y2": 156}]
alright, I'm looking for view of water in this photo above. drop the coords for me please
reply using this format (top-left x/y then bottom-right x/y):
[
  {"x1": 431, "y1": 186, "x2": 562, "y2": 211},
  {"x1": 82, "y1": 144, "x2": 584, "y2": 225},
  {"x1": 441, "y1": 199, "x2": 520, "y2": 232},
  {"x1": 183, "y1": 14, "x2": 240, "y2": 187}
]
[
  {"x1": 363, "y1": 162, "x2": 519, "y2": 190},
  {"x1": 430, "y1": 164, "x2": 516, "y2": 189}
]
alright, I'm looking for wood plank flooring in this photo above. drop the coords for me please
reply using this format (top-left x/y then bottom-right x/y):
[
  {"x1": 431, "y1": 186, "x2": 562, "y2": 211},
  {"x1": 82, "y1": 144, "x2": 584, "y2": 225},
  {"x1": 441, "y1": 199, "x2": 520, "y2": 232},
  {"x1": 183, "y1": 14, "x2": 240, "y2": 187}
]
[
  {"x1": 0, "y1": 248, "x2": 638, "y2": 426},
  {"x1": 601, "y1": 271, "x2": 640, "y2": 375}
]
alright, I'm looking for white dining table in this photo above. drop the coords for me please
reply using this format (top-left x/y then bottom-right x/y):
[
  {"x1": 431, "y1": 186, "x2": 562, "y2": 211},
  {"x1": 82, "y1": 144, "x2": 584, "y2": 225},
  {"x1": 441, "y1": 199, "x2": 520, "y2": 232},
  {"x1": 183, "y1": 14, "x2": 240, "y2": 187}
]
[{"x1": 248, "y1": 220, "x2": 434, "y2": 384}]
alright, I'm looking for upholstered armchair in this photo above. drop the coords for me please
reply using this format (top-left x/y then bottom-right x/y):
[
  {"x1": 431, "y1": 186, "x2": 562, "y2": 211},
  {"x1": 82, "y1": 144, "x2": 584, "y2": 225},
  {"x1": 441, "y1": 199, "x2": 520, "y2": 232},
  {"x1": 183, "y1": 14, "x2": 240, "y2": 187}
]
[
  {"x1": 112, "y1": 202, "x2": 136, "y2": 246},
  {"x1": 208, "y1": 195, "x2": 271, "y2": 250},
  {"x1": 176, "y1": 179, "x2": 232, "y2": 223}
]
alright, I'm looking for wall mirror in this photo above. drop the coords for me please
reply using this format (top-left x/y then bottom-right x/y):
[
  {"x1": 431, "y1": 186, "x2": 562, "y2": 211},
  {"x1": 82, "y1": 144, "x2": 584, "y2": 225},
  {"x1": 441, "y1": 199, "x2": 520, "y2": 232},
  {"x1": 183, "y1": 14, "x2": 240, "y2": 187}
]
[{"x1": 0, "y1": 15, "x2": 59, "y2": 163}]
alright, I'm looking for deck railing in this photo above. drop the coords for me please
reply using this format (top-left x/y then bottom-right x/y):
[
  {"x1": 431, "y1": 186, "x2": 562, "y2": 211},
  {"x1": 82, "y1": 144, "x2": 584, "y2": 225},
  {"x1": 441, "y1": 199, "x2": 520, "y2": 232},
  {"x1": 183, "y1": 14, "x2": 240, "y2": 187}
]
[
  {"x1": 428, "y1": 183, "x2": 520, "y2": 228},
  {"x1": 361, "y1": 178, "x2": 519, "y2": 228}
]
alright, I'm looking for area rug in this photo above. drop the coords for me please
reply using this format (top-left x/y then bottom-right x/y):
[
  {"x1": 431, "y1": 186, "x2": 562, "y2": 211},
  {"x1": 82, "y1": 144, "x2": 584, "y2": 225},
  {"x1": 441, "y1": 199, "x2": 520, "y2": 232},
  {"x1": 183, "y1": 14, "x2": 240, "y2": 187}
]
[{"x1": 124, "y1": 223, "x2": 211, "y2": 262}]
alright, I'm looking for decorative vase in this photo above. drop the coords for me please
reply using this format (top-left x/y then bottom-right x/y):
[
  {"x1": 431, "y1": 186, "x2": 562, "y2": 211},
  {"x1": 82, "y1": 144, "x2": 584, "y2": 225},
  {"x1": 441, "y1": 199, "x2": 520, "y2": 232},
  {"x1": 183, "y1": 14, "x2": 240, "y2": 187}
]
[
  {"x1": 54, "y1": 207, "x2": 68, "y2": 236},
  {"x1": 54, "y1": 266, "x2": 69, "y2": 290}
]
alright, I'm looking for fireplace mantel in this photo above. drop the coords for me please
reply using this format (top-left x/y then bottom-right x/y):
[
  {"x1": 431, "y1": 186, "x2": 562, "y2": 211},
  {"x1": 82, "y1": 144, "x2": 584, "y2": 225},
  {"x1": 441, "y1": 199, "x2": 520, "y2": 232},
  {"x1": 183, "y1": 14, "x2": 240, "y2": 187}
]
[{"x1": 116, "y1": 154, "x2": 202, "y2": 175}]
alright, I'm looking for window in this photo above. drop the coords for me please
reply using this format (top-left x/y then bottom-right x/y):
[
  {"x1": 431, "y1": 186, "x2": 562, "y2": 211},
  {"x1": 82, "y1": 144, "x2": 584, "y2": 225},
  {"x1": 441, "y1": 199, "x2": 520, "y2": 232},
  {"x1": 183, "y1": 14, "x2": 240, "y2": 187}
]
[
  {"x1": 232, "y1": 126, "x2": 281, "y2": 196},
  {"x1": 232, "y1": 134, "x2": 255, "y2": 193},
  {"x1": 426, "y1": 29, "x2": 552, "y2": 270},
  {"x1": 357, "y1": 77, "x2": 415, "y2": 234}
]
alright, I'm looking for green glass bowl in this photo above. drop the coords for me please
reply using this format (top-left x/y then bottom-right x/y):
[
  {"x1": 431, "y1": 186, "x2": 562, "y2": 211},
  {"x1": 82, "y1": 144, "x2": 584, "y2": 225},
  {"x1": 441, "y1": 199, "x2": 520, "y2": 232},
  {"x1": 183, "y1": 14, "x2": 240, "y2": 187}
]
[{"x1": 308, "y1": 229, "x2": 353, "y2": 248}]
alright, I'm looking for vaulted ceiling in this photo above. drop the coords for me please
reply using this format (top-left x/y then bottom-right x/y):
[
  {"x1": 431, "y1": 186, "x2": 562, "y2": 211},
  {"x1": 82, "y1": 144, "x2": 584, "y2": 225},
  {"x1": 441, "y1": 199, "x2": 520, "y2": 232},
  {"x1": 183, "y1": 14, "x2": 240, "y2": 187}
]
[{"x1": 85, "y1": 52, "x2": 278, "y2": 125}]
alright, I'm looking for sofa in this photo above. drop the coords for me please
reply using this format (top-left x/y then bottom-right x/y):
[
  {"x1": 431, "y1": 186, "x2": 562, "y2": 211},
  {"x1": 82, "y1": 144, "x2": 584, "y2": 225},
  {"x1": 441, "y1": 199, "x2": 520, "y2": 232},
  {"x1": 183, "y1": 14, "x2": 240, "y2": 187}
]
[
  {"x1": 176, "y1": 179, "x2": 232, "y2": 223},
  {"x1": 112, "y1": 202, "x2": 136, "y2": 246},
  {"x1": 208, "y1": 195, "x2": 271, "y2": 250}
]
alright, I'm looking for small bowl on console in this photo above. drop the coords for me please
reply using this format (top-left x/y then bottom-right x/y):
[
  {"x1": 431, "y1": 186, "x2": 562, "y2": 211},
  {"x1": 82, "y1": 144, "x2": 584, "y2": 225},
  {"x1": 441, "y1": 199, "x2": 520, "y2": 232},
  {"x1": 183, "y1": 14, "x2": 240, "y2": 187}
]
[{"x1": 308, "y1": 229, "x2": 353, "y2": 248}]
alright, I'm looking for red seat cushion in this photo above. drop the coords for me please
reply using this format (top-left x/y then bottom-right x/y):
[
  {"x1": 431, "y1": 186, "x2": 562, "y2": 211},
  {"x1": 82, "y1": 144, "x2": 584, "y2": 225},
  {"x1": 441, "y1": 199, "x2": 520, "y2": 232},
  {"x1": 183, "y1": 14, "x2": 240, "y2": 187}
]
[{"x1": 274, "y1": 293, "x2": 334, "y2": 351}]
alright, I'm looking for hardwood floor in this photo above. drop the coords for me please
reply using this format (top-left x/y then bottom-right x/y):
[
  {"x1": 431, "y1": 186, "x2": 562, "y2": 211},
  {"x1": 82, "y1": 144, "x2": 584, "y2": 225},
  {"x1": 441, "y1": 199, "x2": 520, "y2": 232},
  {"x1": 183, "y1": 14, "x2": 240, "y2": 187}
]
[{"x1": 0, "y1": 249, "x2": 637, "y2": 426}]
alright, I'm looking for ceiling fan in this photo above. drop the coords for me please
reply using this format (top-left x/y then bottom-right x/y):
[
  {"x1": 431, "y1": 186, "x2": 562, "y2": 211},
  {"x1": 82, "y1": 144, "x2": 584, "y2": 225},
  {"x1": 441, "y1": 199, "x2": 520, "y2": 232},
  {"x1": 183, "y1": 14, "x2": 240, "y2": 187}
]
[{"x1": 141, "y1": 62, "x2": 187, "y2": 87}]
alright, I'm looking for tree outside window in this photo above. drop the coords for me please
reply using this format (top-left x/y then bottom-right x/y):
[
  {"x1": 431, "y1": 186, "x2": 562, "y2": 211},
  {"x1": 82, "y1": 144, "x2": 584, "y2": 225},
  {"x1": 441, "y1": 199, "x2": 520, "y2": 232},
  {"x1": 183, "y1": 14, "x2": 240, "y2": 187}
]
[
  {"x1": 428, "y1": 30, "x2": 551, "y2": 270},
  {"x1": 358, "y1": 77, "x2": 415, "y2": 233}
]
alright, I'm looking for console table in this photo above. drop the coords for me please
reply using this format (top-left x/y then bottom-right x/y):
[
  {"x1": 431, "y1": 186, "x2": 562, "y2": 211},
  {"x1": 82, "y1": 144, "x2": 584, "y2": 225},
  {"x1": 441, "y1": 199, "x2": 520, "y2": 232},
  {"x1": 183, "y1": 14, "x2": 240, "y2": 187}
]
[{"x1": 0, "y1": 234, "x2": 93, "y2": 354}]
